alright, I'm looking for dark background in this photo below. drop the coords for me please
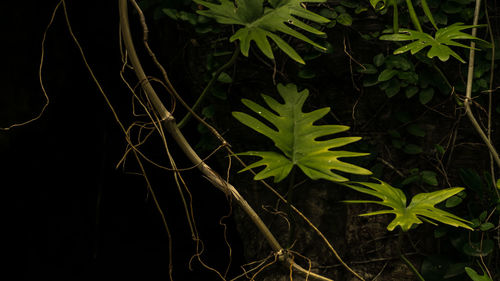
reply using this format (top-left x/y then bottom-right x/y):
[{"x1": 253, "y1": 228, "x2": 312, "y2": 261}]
[{"x1": 1, "y1": 1, "x2": 244, "y2": 280}]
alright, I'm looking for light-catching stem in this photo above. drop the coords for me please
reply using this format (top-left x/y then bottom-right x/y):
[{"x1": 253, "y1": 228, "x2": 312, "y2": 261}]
[{"x1": 464, "y1": 0, "x2": 500, "y2": 170}]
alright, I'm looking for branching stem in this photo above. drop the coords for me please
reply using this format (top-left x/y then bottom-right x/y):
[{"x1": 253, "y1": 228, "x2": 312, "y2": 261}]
[{"x1": 464, "y1": 0, "x2": 500, "y2": 170}]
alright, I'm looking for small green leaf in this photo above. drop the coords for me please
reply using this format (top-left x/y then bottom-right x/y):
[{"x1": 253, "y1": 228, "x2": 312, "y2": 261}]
[
  {"x1": 419, "y1": 87, "x2": 434, "y2": 104},
  {"x1": 385, "y1": 55, "x2": 413, "y2": 71},
  {"x1": 358, "y1": 64, "x2": 378, "y2": 74},
  {"x1": 404, "y1": 144, "x2": 423, "y2": 154},
  {"x1": 479, "y1": 222, "x2": 494, "y2": 231},
  {"x1": 422, "y1": 170, "x2": 438, "y2": 186},
  {"x1": 369, "y1": 0, "x2": 386, "y2": 10},
  {"x1": 211, "y1": 87, "x2": 227, "y2": 100},
  {"x1": 355, "y1": 7, "x2": 368, "y2": 14},
  {"x1": 326, "y1": 20, "x2": 337, "y2": 28},
  {"x1": 388, "y1": 129, "x2": 400, "y2": 138},
  {"x1": 202, "y1": 105, "x2": 215, "y2": 118},
  {"x1": 162, "y1": 8, "x2": 179, "y2": 20},
  {"x1": 340, "y1": 0, "x2": 358, "y2": 8},
  {"x1": 179, "y1": 11, "x2": 198, "y2": 25},
  {"x1": 434, "y1": 13, "x2": 448, "y2": 25},
  {"x1": 319, "y1": 8, "x2": 338, "y2": 19},
  {"x1": 337, "y1": 13, "x2": 353, "y2": 26},
  {"x1": 363, "y1": 76, "x2": 379, "y2": 87},
  {"x1": 385, "y1": 78, "x2": 400, "y2": 97},
  {"x1": 195, "y1": 26, "x2": 214, "y2": 33},
  {"x1": 405, "y1": 86, "x2": 419, "y2": 98},
  {"x1": 459, "y1": 168, "x2": 483, "y2": 192},
  {"x1": 315, "y1": 41, "x2": 334, "y2": 54},
  {"x1": 406, "y1": 124, "x2": 426, "y2": 137},
  {"x1": 435, "y1": 144, "x2": 445, "y2": 154},
  {"x1": 397, "y1": 71, "x2": 418, "y2": 83},
  {"x1": 378, "y1": 69, "x2": 399, "y2": 82},
  {"x1": 297, "y1": 68, "x2": 316, "y2": 79},
  {"x1": 464, "y1": 267, "x2": 493, "y2": 281},
  {"x1": 463, "y1": 239, "x2": 494, "y2": 257},
  {"x1": 335, "y1": 6, "x2": 346, "y2": 13},
  {"x1": 217, "y1": 72, "x2": 233, "y2": 83},
  {"x1": 402, "y1": 174, "x2": 420, "y2": 186},
  {"x1": 391, "y1": 138, "x2": 404, "y2": 149},
  {"x1": 445, "y1": 196, "x2": 463, "y2": 208},
  {"x1": 479, "y1": 211, "x2": 487, "y2": 222},
  {"x1": 197, "y1": 15, "x2": 211, "y2": 24},
  {"x1": 496, "y1": 178, "x2": 500, "y2": 189},
  {"x1": 373, "y1": 53, "x2": 385, "y2": 66}
]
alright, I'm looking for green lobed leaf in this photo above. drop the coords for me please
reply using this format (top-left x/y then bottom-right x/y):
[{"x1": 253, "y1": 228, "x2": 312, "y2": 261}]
[
  {"x1": 194, "y1": 0, "x2": 330, "y2": 64},
  {"x1": 233, "y1": 83, "x2": 371, "y2": 183},
  {"x1": 345, "y1": 180, "x2": 473, "y2": 231},
  {"x1": 419, "y1": 87, "x2": 434, "y2": 104},
  {"x1": 380, "y1": 23, "x2": 489, "y2": 63}
]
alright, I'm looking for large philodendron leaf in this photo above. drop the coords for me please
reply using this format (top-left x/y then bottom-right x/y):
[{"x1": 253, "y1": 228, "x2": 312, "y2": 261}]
[
  {"x1": 380, "y1": 23, "x2": 488, "y2": 63},
  {"x1": 193, "y1": 0, "x2": 330, "y2": 64},
  {"x1": 232, "y1": 83, "x2": 372, "y2": 183},
  {"x1": 344, "y1": 180, "x2": 473, "y2": 231}
]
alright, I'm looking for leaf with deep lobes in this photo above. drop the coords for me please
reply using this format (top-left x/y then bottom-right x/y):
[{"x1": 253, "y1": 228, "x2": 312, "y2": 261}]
[
  {"x1": 344, "y1": 180, "x2": 473, "y2": 231},
  {"x1": 194, "y1": 0, "x2": 330, "y2": 64},
  {"x1": 233, "y1": 83, "x2": 371, "y2": 183}
]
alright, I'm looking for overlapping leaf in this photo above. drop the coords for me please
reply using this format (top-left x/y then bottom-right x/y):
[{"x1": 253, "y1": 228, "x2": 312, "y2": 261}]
[
  {"x1": 344, "y1": 180, "x2": 473, "y2": 231},
  {"x1": 380, "y1": 23, "x2": 488, "y2": 63},
  {"x1": 232, "y1": 83, "x2": 371, "y2": 183},
  {"x1": 193, "y1": 0, "x2": 329, "y2": 64}
]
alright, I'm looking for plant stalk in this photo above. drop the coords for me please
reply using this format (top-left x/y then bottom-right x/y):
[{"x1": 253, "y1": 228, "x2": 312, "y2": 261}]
[
  {"x1": 464, "y1": 0, "x2": 500, "y2": 170},
  {"x1": 405, "y1": 0, "x2": 422, "y2": 32}
]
